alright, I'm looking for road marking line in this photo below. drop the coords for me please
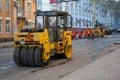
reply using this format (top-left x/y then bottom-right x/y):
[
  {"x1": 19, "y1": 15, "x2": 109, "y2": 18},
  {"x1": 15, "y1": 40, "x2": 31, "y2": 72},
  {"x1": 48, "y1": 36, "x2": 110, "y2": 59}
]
[
  {"x1": 2, "y1": 61, "x2": 14, "y2": 66},
  {"x1": 0, "y1": 65, "x2": 14, "y2": 70},
  {"x1": 0, "y1": 61, "x2": 15, "y2": 70},
  {"x1": 0, "y1": 53, "x2": 13, "y2": 57}
]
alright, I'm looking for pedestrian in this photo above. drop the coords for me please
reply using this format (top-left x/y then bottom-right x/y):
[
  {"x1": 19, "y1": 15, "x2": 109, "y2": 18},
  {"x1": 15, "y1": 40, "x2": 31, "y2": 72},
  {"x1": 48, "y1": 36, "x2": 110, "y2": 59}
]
[
  {"x1": 91, "y1": 28, "x2": 94, "y2": 40},
  {"x1": 82, "y1": 31, "x2": 84, "y2": 39},
  {"x1": 78, "y1": 31, "x2": 82, "y2": 39},
  {"x1": 76, "y1": 32, "x2": 79, "y2": 40},
  {"x1": 87, "y1": 28, "x2": 91, "y2": 39},
  {"x1": 72, "y1": 31, "x2": 76, "y2": 40},
  {"x1": 72, "y1": 31, "x2": 74, "y2": 39},
  {"x1": 85, "y1": 29, "x2": 88, "y2": 38},
  {"x1": 83, "y1": 30, "x2": 87, "y2": 39}
]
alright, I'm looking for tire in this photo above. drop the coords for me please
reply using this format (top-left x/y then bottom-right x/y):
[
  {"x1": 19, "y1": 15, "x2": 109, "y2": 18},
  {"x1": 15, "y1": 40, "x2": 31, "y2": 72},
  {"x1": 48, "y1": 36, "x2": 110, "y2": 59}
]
[
  {"x1": 13, "y1": 47, "x2": 22, "y2": 66},
  {"x1": 64, "y1": 45, "x2": 72, "y2": 59},
  {"x1": 27, "y1": 48, "x2": 36, "y2": 66},
  {"x1": 34, "y1": 48, "x2": 49, "y2": 67},
  {"x1": 20, "y1": 47, "x2": 28, "y2": 66}
]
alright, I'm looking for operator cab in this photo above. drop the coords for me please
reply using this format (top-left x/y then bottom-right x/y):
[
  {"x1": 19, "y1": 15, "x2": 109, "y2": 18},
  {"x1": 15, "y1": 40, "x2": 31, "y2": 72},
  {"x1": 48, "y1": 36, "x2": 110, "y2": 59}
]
[
  {"x1": 35, "y1": 10, "x2": 72, "y2": 42},
  {"x1": 35, "y1": 10, "x2": 72, "y2": 28}
]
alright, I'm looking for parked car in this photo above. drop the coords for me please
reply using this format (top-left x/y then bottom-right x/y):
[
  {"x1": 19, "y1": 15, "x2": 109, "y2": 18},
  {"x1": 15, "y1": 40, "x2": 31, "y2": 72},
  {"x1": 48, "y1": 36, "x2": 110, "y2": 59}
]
[
  {"x1": 105, "y1": 29, "x2": 112, "y2": 35},
  {"x1": 116, "y1": 28, "x2": 120, "y2": 32},
  {"x1": 104, "y1": 26, "x2": 112, "y2": 35}
]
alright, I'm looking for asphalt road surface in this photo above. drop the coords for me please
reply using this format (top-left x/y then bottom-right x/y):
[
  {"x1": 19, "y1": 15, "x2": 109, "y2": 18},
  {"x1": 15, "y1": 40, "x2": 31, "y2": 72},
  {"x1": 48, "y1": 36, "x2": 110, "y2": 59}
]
[{"x1": 0, "y1": 33, "x2": 120, "y2": 80}]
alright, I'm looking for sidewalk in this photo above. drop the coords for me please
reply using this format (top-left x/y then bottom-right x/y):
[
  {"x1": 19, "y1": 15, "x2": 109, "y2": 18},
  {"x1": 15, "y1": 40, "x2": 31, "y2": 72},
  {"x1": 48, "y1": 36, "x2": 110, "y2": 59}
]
[
  {"x1": 0, "y1": 41, "x2": 14, "y2": 48},
  {"x1": 60, "y1": 48, "x2": 120, "y2": 80}
]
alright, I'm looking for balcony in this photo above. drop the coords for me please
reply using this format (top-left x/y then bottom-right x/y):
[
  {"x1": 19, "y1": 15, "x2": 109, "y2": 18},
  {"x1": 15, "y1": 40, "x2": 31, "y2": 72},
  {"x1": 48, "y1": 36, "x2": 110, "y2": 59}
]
[{"x1": 17, "y1": 11, "x2": 26, "y2": 19}]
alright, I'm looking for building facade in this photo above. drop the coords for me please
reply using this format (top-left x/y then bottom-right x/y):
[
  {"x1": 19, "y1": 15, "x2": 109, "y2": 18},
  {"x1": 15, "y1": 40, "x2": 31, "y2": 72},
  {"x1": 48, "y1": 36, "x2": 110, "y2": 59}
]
[
  {"x1": 67, "y1": 0, "x2": 112, "y2": 28},
  {"x1": 50, "y1": 0, "x2": 113, "y2": 29},
  {"x1": 0, "y1": 0, "x2": 15, "y2": 42},
  {"x1": 0, "y1": 0, "x2": 36, "y2": 42},
  {"x1": 17, "y1": 0, "x2": 36, "y2": 29}
]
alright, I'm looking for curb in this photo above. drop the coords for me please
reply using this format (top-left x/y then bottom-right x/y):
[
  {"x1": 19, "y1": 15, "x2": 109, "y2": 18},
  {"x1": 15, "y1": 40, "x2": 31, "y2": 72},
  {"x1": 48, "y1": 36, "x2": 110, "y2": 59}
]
[{"x1": 104, "y1": 35, "x2": 112, "y2": 38}]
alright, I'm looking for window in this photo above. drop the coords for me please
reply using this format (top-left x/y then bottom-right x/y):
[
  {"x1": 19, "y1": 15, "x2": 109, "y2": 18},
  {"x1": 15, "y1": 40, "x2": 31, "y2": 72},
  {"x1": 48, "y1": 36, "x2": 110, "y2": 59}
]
[
  {"x1": 6, "y1": 0, "x2": 10, "y2": 12},
  {"x1": 79, "y1": 5, "x2": 81, "y2": 15},
  {"x1": 75, "y1": 3, "x2": 77, "y2": 15},
  {"x1": 79, "y1": 19, "x2": 81, "y2": 27},
  {"x1": 28, "y1": 22, "x2": 32, "y2": 29},
  {"x1": 75, "y1": 18, "x2": 78, "y2": 26},
  {"x1": 36, "y1": 16, "x2": 43, "y2": 28},
  {"x1": 0, "y1": 20, "x2": 2, "y2": 33},
  {"x1": 6, "y1": 20, "x2": 10, "y2": 33},
  {"x1": 71, "y1": 3, "x2": 73, "y2": 14},
  {"x1": 0, "y1": 0, "x2": 2, "y2": 11},
  {"x1": 28, "y1": 3, "x2": 31, "y2": 13},
  {"x1": 18, "y1": 6, "x2": 21, "y2": 13},
  {"x1": 65, "y1": 3, "x2": 68, "y2": 11}
]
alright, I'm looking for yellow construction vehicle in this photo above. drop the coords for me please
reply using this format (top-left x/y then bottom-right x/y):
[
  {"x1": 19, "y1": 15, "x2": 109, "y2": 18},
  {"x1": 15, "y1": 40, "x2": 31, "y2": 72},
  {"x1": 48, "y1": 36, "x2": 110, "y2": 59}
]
[
  {"x1": 13, "y1": 10, "x2": 72, "y2": 67},
  {"x1": 94, "y1": 26, "x2": 105, "y2": 38}
]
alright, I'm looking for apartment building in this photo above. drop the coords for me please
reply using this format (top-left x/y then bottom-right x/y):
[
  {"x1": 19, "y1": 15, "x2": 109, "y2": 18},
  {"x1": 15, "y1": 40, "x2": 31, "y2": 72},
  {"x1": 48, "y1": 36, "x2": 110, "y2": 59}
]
[
  {"x1": 67, "y1": 0, "x2": 112, "y2": 28},
  {"x1": 50, "y1": 0, "x2": 112, "y2": 28},
  {"x1": 23, "y1": 0, "x2": 36, "y2": 28},
  {"x1": 0, "y1": 0, "x2": 15, "y2": 42},
  {"x1": 0, "y1": 0, "x2": 36, "y2": 42}
]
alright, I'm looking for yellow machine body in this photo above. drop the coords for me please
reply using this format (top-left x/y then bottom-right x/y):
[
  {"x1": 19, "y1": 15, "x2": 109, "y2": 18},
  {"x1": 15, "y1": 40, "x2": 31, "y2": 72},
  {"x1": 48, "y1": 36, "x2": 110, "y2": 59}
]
[
  {"x1": 94, "y1": 27, "x2": 105, "y2": 38},
  {"x1": 14, "y1": 29, "x2": 72, "y2": 54},
  {"x1": 13, "y1": 11, "x2": 72, "y2": 67}
]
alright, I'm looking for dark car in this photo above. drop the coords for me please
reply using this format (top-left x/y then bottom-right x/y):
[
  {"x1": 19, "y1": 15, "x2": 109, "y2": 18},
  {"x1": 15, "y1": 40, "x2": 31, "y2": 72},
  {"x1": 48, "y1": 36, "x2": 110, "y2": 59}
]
[{"x1": 104, "y1": 27, "x2": 112, "y2": 35}]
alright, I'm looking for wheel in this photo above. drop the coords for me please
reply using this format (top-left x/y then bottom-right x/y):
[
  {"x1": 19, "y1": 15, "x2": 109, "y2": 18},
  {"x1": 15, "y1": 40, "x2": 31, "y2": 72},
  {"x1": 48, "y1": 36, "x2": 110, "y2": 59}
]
[
  {"x1": 64, "y1": 45, "x2": 72, "y2": 59},
  {"x1": 27, "y1": 48, "x2": 36, "y2": 66},
  {"x1": 20, "y1": 47, "x2": 28, "y2": 66},
  {"x1": 13, "y1": 47, "x2": 22, "y2": 66},
  {"x1": 34, "y1": 47, "x2": 50, "y2": 67}
]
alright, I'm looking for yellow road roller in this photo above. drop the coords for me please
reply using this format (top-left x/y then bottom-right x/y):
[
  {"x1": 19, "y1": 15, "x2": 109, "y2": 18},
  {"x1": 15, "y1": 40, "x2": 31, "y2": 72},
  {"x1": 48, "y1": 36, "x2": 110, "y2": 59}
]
[
  {"x1": 13, "y1": 10, "x2": 72, "y2": 67},
  {"x1": 94, "y1": 26, "x2": 105, "y2": 38}
]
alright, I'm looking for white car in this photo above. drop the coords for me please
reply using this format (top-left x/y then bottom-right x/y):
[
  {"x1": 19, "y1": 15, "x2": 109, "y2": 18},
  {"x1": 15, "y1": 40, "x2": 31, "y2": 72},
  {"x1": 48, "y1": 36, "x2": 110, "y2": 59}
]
[{"x1": 116, "y1": 28, "x2": 120, "y2": 32}]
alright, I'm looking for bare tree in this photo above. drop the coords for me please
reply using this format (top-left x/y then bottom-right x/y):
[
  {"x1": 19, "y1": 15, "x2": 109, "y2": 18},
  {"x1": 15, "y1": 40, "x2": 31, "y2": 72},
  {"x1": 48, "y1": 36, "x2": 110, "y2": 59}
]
[
  {"x1": 89, "y1": 0, "x2": 120, "y2": 28},
  {"x1": 101, "y1": 1, "x2": 108, "y2": 26},
  {"x1": 89, "y1": 0, "x2": 103, "y2": 27},
  {"x1": 106, "y1": 0, "x2": 120, "y2": 28}
]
